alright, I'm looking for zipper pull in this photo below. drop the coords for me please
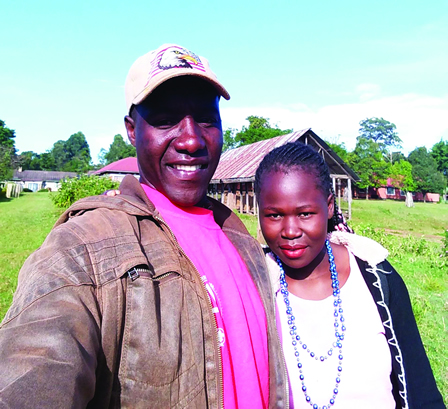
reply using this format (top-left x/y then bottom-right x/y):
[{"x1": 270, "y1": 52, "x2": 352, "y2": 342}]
[{"x1": 127, "y1": 267, "x2": 140, "y2": 281}]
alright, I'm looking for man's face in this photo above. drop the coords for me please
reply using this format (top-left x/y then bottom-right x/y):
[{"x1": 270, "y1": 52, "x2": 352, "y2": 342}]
[{"x1": 125, "y1": 77, "x2": 223, "y2": 207}]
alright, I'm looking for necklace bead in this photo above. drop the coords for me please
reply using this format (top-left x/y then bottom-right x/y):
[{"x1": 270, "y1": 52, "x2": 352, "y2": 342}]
[{"x1": 276, "y1": 239, "x2": 346, "y2": 409}]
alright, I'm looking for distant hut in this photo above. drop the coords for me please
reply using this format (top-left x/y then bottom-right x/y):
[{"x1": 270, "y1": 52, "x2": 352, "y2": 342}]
[
  {"x1": 209, "y1": 129, "x2": 359, "y2": 219},
  {"x1": 94, "y1": 157, "x2": 139, "y2": 182}
]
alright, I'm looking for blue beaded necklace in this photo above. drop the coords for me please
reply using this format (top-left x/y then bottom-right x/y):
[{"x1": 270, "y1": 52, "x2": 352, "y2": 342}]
[{"x1": 276, "y1": 240, "x2": 346, "y2": 409}]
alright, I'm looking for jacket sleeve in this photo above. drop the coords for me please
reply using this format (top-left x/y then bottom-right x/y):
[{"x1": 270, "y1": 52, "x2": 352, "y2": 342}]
[
  {"x1": 0, "y1": 227, "x2": 102, "y2": 409},
  {"x1": 384, "y1": 260, "x2": 445, "y2": 408}
]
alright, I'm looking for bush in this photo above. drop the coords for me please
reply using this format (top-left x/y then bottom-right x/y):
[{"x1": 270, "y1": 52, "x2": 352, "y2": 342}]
[
  {"x1": 51, "y1": 175, "x2": 120, "y2": 208},
  {"x1": 38, "y1": 188, "x2": 49, "y2": 193},
  {"x1": 23, "y1": 188, "x2": 33, "y2": 192},
  {"x1": 443, "y1": 230, "x2": 448, "y2": 258},
  {"x1": 352, "y1": 222, "x2": 447, "y2": 269}
]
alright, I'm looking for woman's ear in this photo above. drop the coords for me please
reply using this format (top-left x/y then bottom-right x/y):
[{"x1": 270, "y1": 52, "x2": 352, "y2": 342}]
[
  {"x1": 124, "y1": 115, "x2": 136, "y2": 147},
  {"x1": 327, "y1": 193, "x2": 335, "y2": 220}
]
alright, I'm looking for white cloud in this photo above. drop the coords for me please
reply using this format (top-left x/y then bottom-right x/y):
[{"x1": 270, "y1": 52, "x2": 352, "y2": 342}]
[{"x1": 221, "y1": 92, "x2": 448, "y2": 155}]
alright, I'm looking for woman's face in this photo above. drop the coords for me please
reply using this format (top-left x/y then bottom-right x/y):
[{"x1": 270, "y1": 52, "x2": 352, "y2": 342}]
[{"x1": 258, "y1": 168, "x2": 334, "y2": 272}]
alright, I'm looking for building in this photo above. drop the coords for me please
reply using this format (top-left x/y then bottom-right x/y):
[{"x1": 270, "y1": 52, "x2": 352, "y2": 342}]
[
  {"x1": 93, "y1": 157, "x2": 139, "y2": 182},
  {"x1": 209, "y1": 129, "x2": 359, "y2": 217},
  {"x1": 12, "y1": 169, "x2": 78, "y2": 191}
]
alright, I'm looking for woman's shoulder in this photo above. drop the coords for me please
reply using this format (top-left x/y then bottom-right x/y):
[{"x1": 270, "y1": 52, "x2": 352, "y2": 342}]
[{"x1": 328, "y1": 231, "x2": 388, "y2": 267}]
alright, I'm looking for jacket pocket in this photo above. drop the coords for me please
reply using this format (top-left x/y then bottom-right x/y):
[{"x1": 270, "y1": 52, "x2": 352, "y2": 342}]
[{"x1": 118, "y1": 266, "x2": 207, "y2": 407}]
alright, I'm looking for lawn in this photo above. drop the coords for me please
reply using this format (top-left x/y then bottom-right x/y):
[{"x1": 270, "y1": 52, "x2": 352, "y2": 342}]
[
  {"x1": 0, "y1": 192, "x2": 63, "y2": 316},
  {"x1": 1, "y1": 193, "x2": 447, "y2": 403},
  {"x1": 346, "y1": 198, "x2": 448, "y2": 240}
]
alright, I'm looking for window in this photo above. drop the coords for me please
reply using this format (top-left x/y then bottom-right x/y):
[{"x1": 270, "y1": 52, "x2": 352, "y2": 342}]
[
  {"x1": 400, "y1": 190, "x2": 406, "y2": 196},
  {"x1": 386, "y1": 187, "x2": 395, "y2": 195}
]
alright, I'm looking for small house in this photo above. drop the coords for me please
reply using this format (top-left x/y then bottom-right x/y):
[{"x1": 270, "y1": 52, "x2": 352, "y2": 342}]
[
  {"x1": 209, "y1": 129, "x2": 359, "y2": 218},
  {"x1": 12, "y1": 169, "x2": 78, "y2": 191}
]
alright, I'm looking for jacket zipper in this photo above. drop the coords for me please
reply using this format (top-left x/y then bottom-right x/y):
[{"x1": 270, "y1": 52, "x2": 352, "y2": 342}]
[
  {"x1": 127, "y1": 267, "x2": 178, "y2": 282},
  {"x1": 153, "y1": 215, "x2": 224, "y2": 409}
]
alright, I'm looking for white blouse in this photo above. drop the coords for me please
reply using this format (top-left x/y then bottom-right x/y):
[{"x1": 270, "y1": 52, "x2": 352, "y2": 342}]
[{"x1": 273, "y1": 251, "x2": 395, "y2": 409}]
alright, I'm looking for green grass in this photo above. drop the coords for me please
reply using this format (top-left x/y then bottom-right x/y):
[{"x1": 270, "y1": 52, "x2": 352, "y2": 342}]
[
  {"x1": 0, "y1": 192, "x2": 63, "y2": 316},
  {"x1": 1, "y1": 194, "x2": 446, "y2": 403},
  {"x1": 346, "y1": 199, "x2": 448, "y2": 240}
]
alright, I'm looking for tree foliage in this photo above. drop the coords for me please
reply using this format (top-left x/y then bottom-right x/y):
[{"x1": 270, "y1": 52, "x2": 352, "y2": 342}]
[
  {"x1": 223, "y1": 116, "x2": 291, "y2": 151},
  {"x1": 389, "y1": 160, "x2": 417, "y2": 192},
  {"x1": 408, "y1": 147, "x2": 446, "y2": 195},
  {"x1": 61, "y1": 132, "x2": 92, "y2": 172},
  {"x1": 431, "y1": 140, "x2": 448, "y2": 177},
  {"x1": 222, "y1": 128, "x2": 238, "y2": 152},
  {"x1": 0, "y1": 120, "x2": 16, "y2": 180},
  {"x1": 18, "y1": 132, "x2": 92, "y2": 172},
  {"x1": 358, "y1": 117, "x2": 402, "y2": 152},
  {"x1": 99, "y1": 134, "x2": 136, "y2": 165},
  {"x1": 347, "y1": 137, "x2": 390, "y2": 191},
  {"x1": 327, "y1": 142, "x2": 348, "y2": 162}
]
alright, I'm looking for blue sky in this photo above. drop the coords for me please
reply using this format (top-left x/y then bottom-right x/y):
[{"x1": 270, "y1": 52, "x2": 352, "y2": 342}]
[{"x1": 1, "y1": 0, "x2": 447, "y2": 163}]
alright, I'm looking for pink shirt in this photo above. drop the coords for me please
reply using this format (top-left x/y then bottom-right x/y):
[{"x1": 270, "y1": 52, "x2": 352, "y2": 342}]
[{"x1": 142, "y1": 184, "x2": 269, "y2": 408}]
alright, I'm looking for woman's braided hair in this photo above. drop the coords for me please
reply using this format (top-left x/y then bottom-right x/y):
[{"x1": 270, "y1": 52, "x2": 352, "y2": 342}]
[{"x1": 254, "y1": 141, "x2": 353, "y2": 233}]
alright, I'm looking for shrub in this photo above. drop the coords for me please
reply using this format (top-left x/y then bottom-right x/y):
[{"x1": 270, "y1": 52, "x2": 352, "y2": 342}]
[
  {"x1": 38, "y1": 188, "x2": 49, "y2": 193},
  {"x1": 442, "y1": 230, "x2": 448, "y2": 258},
  {"x1": 51, "y1": 175, "x2": 119, "y2": 208},
  {"x1": 23, "y1": 188, "x2": 33, "y2": 192}
]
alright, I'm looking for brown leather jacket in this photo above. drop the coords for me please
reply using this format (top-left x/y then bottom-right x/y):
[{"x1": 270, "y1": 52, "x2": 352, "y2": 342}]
[{"x1": 0, "y1": 176, "x2": 288, "y2": 408}]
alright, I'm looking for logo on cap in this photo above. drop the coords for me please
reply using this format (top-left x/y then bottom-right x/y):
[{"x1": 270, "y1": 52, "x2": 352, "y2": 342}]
[{"x1": 144, "y1": 46, "x2": 206, "y2": 88}]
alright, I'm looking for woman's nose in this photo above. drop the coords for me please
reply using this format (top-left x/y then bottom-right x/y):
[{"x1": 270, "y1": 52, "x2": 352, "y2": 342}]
[{"x1": 282, "y1": 218, "x2": 302, "y2": 239}]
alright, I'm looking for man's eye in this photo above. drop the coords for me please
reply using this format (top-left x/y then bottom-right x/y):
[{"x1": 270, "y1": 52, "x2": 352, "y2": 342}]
[
  {"x1": 300, "y1": 212, "x2": 312, "y2": 218},
  {"x1": 198, "y1": 118, "x2": 217, "y2": 126},
  {"x1": 154, "y1": 119, "x2": 176, "y2": 128},
  {"x1": 266, "y1": 213, "x2": 281, "y2": 220}
]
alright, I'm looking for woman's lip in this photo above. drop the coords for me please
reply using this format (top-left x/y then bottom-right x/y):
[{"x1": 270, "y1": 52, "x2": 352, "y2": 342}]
[
  {"x1": 280, "y1": 246, "x2": 306, "y2": 259},
  {"x1": 280, "y1": 245, "x2": 306, "y2": 250}
]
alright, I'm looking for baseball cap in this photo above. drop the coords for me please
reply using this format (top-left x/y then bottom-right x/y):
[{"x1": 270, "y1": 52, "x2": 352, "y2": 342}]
[{"x1": 125, "y1": 44, "x2": 230, "y2": 113}]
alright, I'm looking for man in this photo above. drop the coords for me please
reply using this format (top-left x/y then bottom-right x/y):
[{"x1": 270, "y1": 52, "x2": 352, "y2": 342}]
[{"x1": 0, "y1": 44, "x2": 287, "y2": 408}]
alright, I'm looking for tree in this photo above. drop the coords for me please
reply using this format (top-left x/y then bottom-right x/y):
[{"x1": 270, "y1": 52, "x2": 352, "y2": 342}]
[
  {"x1": 389, "y1": 160, "x2": 417, "y2": 193},
  {"x1": 327, "y1": 142, "x2": 348, "y2": 162},
  {"x1": 48, "y1": 132, "x2": 91, "y2": 172},
  {"x1": 0, "y1": 120, "x2": 16, "y2": 181},
  {"x1": 358, "y1": 117, "x2": 402, "y2": 152},
  {"x1": 222, "y1": 128, "x2": 238, "y2": 152},
  {"x1": 431, "y1": 140, "x2": 448, "y2": 177},
  {"x1": 233, "y1": 116, "x2": 292, "y2": 147},
  {"x1": 408, "y1": 147, "x2": 447, "y2": 197},
  {"x1": 63, "y1": 132, "x2": 91, "y2": 172},
  {"x1": 347, "y1": 137, "x2": 391, "y2": 199},
  {"x1": 100, "y1": 134, "x2": 136, "y2": 165},
  {"x1": 51, "y1": 140, "x2": 68, "y2": 170}
]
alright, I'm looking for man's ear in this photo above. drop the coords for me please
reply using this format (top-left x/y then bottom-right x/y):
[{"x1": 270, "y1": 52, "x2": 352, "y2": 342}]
[
  {"x1": 327, "y1": 193, "x2": 335, "y2": 220},
  {"x1": 124, "y1": 115, "x2": 136, "y2": 147}
]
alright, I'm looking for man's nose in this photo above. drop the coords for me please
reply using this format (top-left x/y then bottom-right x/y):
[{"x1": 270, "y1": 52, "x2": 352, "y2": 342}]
[{"x1": 173, "y1": 116, "x2": 206, "y2": 153}]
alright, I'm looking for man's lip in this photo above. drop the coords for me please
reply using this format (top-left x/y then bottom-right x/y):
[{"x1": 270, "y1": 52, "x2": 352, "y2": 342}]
[{"x1": 168, "y1": 162, "x2": 208, "y2": 171}]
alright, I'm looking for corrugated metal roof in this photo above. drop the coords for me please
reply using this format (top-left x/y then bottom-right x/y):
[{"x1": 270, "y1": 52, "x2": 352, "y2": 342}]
[
  {"x1": 94, "y1": 157, "x2": 139, "y2": 174},
  {"x1": 211, "y1": 129, "x2": 359, "y2": 183},
  {"x1": 212, "y1": 130, "x2": 310, "y2": 181},
  {"x1": 13, "y1": 170, "x2": 78, "y2": 181}
]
